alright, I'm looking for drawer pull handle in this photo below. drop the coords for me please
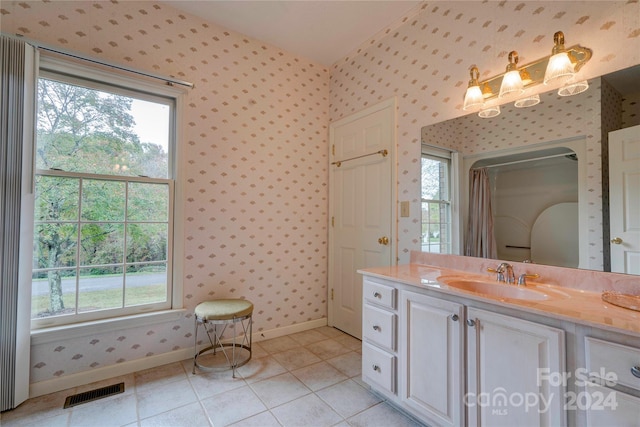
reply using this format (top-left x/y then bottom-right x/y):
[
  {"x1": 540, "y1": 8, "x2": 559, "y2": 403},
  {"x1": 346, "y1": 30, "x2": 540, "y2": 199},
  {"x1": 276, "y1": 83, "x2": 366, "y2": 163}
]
[
  {"x1": 451, "y1": 314, "x2": 459, "y2": 322},
  {"x1": 373, "y1": 292, "x2": 382, "y2": 298},
  {"x1": 373, "y1": 325, "x2": 381, "y2": 331},
  {"x1": 632, "y1": 366, "x2": 640, "y2": 379},
  {"x1": 372, "y1": 364, "x2": 380, "y2": 372},
  {"x1": 467, "y1": 319, "x2": 476, "y2": 327}
]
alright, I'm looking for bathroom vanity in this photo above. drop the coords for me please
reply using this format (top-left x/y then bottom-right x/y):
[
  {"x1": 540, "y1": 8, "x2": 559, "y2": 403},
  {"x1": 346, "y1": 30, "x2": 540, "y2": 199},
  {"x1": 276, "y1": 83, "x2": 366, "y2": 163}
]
[{"x1": 359, "y1": 252, "x2": 640, "y2": 427}]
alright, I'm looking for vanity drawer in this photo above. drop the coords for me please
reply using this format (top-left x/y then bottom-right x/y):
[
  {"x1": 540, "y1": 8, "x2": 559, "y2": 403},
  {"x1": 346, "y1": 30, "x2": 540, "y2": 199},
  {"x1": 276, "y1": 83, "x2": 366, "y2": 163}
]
[
  {"x1": 362, "y1": 341, "x2": 396, "y2": 394},
  {"x1": 363, "y1": 279, "x2": 396, "y2": 309},
  {"x1": 363, "y1": 304, "x2": 396, "y2": 351},
  {"x1": 585, "y1": 337, "x2": 640, "y2": 391}
]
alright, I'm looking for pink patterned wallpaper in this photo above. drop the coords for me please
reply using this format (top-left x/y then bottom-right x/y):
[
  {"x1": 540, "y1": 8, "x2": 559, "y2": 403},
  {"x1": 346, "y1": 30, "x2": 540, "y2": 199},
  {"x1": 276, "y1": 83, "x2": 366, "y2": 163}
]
[
  {"x1": 330, "y1": 0, "x2": 640, "y2": 263},
  {"x1": 2, "y1": 0, "x2": 639, "y2": 386},
  {"x1": 1, "y1": 1, "x2": 329, "y2": 383}
]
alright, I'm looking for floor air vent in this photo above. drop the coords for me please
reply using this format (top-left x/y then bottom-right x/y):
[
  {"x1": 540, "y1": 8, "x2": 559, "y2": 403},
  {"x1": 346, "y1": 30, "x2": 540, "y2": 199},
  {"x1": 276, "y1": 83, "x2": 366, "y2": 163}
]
[{"x1": 63, "y1": 382, "x2": 125, "y2": 409}]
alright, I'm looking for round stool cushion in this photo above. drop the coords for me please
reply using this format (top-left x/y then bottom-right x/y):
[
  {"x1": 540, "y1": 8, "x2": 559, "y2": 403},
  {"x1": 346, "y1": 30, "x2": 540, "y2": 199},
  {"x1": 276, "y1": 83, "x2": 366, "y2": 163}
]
[{"x1": 195, "y1": 299, "x2": 253, "y2": 321}]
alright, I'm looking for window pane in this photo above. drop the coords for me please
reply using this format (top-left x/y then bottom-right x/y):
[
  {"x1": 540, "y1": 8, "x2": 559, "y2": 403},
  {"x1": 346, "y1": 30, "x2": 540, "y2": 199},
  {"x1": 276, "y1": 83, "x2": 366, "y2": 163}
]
[
  {"x1": 34, "y1": 176, "x2": 79, "y2": 221},
  {"x1": 126, "y1": 223, "x2": 168, "y2": 263},
  {"x1": 125, "y1": 264, "x2": 167, "y2": 306},
  {"x1": 127, "y1": 182, "x2": 169, "y2": 222},
  {"x1": 37, "y1": 78, "x2": 169, "y2": 178},
  {"x1": 33, "y1": 223, "x2": 78, "y2": 269},
  {"x1": 31, "y1": 269, "x2": 76, "y2": 318},
  {"x1": 78, "y1": 266, "x2": 124, "y2": 312},
  {"x1": 79, "y1": 223, "x2": 124, "y2": 266},
  {"x1": 82, "y1": 179, "x2": 125, "y2": 221}
]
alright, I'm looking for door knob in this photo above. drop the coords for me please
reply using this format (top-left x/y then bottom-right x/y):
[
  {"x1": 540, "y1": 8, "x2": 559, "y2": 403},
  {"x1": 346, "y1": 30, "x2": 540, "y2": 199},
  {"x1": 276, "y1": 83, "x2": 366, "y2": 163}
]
[
  {"x1": 611, "y1": 237, "x2": 623, "y2": 245},
  {"x1": 378, "y1": 236, "x2": 389, "y2": 245}
]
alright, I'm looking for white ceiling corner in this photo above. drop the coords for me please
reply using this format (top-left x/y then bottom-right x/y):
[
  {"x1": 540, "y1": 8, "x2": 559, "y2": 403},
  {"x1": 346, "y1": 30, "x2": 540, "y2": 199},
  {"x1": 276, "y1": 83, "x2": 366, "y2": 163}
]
[{"x1": 161, "y1": 0, "x2": 423, "y2": 66}]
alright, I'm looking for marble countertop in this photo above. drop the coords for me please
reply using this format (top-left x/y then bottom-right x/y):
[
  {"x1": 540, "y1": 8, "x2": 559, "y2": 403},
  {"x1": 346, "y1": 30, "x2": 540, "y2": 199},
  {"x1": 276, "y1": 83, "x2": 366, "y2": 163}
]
[{"x1": 359, "y1": 263, "x2": 640, "y2": 337}]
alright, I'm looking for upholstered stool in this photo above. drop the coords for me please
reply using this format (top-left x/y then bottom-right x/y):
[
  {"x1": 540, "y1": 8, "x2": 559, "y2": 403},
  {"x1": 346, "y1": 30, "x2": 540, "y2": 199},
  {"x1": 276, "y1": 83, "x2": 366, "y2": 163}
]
[{"x1": 193, "y1": 299, "x2": 253, "y2": 377}]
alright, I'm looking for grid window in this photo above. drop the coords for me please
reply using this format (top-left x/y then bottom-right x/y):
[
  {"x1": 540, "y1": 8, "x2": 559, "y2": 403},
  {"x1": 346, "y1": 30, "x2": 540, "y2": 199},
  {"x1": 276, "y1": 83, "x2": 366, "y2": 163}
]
[
  {"x1": 32, "y1": 67, "x2": 176, "y2": 328},
  {"x1": 421, "y1": 154, "x2": 452, "y2": 254}
]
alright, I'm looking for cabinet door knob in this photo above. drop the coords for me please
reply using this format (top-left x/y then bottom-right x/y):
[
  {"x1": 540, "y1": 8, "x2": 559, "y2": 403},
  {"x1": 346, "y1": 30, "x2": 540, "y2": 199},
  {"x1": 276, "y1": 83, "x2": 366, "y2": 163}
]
[
  {"x1": 631, "y1": 366, "x2": 640, "y2": 379},
  {"x1": 611, "y1": 237, "x2": 623, "y2": 245},
  {"x1": 378, "y1": 236, "x2": 389, "y2": 245},
  {"x1": 451, "y1": 314, "x2": 459, "y2": 321},
  {"x1": 466, "y1": 319, "x2": 476, "y2": 327},
  {"x1": 372, "y1": 364, "x2": 380, "y2": 372},
  {"x1": 373, "y1": 325, "x2": 381, "y2": 331},
  {"x1": 373, "y1": 292, "x2": 381, "y2": 298}
]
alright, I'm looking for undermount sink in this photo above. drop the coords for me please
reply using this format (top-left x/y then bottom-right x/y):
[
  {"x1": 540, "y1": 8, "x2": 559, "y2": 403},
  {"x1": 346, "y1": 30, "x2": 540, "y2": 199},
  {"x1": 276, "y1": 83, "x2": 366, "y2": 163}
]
[{"x1": 436, "y1": 276, "x2": 569, "y2": 301}]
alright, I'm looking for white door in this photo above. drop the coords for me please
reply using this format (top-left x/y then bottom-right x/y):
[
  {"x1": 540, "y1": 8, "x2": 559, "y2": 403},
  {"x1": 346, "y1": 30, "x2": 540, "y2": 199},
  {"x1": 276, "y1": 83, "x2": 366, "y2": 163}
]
[
  {"x1": 609, "y1": 125, "x2": 640, "y2": 274},
  {"x1": 329, "y1": 99, "x2": 395, "y2": 338}
]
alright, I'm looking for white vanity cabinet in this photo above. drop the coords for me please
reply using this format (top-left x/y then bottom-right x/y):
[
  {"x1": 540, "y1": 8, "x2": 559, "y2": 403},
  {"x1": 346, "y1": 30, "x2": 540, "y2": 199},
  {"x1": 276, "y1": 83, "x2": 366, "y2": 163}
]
[
  {"x1": 466, "y1": 307, "x2": 567, "y2": 427},
  {"x1": 362, "y1": 277, "x2": 397, "y2": 395},
  {"x1": 583, "y1": 337, "x2": 640, "y2": 426},
  {"x1": 399, "y1": 290, "x2": 464, "y2": 427}
]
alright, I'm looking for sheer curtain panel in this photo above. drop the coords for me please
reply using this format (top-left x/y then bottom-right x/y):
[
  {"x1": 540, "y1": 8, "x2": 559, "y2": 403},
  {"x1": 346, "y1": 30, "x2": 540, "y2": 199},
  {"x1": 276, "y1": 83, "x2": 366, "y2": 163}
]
[{"x1": 1, "y1": 35, "x2": 36, "y2": 411}]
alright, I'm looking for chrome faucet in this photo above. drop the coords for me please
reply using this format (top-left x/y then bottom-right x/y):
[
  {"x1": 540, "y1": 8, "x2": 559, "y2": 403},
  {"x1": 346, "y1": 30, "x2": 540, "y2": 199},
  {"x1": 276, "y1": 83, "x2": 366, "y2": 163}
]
[
  {"x1": 517, "y1": 273, "x2": 539, "y2": 287},
  {"x1": 488, "y1": 262, "x2": 515, "y2": 284}
]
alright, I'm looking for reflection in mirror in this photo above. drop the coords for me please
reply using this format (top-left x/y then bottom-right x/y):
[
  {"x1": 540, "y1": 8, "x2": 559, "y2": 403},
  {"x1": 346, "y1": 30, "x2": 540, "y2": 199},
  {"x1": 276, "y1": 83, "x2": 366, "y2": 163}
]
[
  {"x1": 469, "y1": 147, "x2": 578, "y2": 269},
  {"x1": 421, "y1": 64, "x2": 640, "y2": 275}
]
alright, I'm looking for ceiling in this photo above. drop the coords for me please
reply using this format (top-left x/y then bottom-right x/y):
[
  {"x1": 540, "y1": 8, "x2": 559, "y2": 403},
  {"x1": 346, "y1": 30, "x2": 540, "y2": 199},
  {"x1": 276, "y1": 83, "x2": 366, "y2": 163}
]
[{"x1": 162, "y1": 0, "x2": 422, "y2": 66}]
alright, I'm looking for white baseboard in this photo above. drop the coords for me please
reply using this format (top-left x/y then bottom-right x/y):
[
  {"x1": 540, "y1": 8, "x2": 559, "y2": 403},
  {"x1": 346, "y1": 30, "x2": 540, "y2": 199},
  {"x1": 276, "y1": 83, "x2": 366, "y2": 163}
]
[{"x1": 29, "y1": 317, "x2": 328, "y2": 398}]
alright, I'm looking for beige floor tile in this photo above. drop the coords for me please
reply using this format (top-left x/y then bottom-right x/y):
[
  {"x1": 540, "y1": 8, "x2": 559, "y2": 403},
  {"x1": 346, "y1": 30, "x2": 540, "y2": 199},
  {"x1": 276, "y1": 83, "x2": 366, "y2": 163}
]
[
  {"x1": 290, "y1": 361, "x2": 348, "y2": 391},
  {"x1": 306, "y1": 338, "x2": 350, "y2": 360},
  {"x1": 288, "y1": 329, "x2": 329, "y2": 346},
  {"x1": 235, "y1": 355, "x2": 287, "y2": 383},
  {"x1": 0, "y1": 411, "x2": 70, "y2": 427},
  {"x1": 334, "y1": 333, "x2": 362, "y2": 351},
  {"x1": 326, "y1": 351, "x2": 362, "y2": 378},
  {"x1": 271, "y1": 347, "x2": 321, "y2": 371},
  {"x1": 249, "y1": 372, "x2": 311, "y2": 408},
  {"x1": 271, "y1": 393, "x2": 342, "y2": 427},
  {"x1": 69, "y1": 392, "x2": 138, "y2": 427},
  {"x1": 315, "y1": 326, "x2": 347, "y2": 338},
  {"x1": 258, "y1": 335, "x2": 300, "y2": 354},
  {"x1": 248, "y1": 342, "x2": 269, "y2": 359},
  {"x1": 316, "y1": 379, "x2": 381, "y2": 418},
  {"x1": 134, "y1": 361, "x2": 188, "y2": 393},
  {"x1": 227, "y1": 410, "x2": 281, "y2": 427},
  {"x1": 201, "y1": 385, "x2": 266, "y2": 426},
  {"x1": 6, "y1": 327, "x2": 398, "y2": 427},
  {"x1": 137, "y1": 378, "x2": 198, "y2": 420},
  {"x1": 139, "y1": 401, "x2": 210, "y2": 427},
  {"x1": 0, "y1": 388, "x2": 73, "y2": 425},
  {"x1": 347, "y1": 402, "x2": 423, "y2": 427},
  {"x1": 188, "y1": 367, "x2": 247, "y2": 400}
]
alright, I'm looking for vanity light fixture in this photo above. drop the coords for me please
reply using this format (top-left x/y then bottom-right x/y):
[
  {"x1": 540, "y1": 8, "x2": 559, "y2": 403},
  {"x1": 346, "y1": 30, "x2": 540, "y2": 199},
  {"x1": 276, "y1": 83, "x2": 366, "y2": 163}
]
[
  {"x1": 544, "y1": 31, "x2": 577, "y2": 85},
  {"x1": 462, "y1": 30, "x2": 592, "y2": 118},
  {"x1": 498, "y1": 51, "x2": 524, "y2": 99},
  {"x1": 463, "y1": 66, "x2": 484, "y2": 111},
  {"x1": 478, "y1": 105, "x2": 500, "y2": 118},
  {"x1": 557, "y1": 79, "x2": 589, "y2": 97},
  {"x1": 514, "y1": 94, "x2": 541, "y2": 108}
]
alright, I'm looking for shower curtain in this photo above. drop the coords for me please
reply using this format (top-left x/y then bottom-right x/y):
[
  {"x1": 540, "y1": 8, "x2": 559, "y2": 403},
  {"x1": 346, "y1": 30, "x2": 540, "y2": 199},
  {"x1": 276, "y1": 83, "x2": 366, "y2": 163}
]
[{"x1": 464, "y1": 168, "x2": 497, "y2": 259}]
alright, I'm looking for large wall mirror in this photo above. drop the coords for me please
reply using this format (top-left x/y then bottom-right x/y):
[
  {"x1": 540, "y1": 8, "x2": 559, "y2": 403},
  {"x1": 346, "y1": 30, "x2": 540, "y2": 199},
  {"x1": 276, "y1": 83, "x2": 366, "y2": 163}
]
[{"x1": 421, "y1": 64, "x2": 640, "y2": 275}]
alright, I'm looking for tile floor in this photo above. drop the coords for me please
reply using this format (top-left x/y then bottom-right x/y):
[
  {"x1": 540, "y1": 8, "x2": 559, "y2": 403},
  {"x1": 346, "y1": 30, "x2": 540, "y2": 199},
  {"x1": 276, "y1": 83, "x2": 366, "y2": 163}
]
[{"x1": 1, "y1": 326, "x2": 423, "y2": 427}]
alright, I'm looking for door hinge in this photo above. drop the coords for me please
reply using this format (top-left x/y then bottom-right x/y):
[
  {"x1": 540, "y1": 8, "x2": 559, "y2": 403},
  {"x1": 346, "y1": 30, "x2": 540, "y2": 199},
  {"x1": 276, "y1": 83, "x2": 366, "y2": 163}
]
[
  {"x1": 332, "y1": 144, "x2": 335, "y2": 156},
  {"x1": 331, "y1": 288, "x2": 334, "y2": 300},
  {"x1": 331, "y1": 216, "x2": 334, "y2": 227}
]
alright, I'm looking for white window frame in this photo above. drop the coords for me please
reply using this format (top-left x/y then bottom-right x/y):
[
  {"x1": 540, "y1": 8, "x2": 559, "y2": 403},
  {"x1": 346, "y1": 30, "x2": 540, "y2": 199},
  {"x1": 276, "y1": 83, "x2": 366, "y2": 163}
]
[
  {"x1": 30, "y1": 53, "x2": 185, "y2": 334},
  {"x1": 421, "y1": 144, "x2": 459, "y2": 255}
]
